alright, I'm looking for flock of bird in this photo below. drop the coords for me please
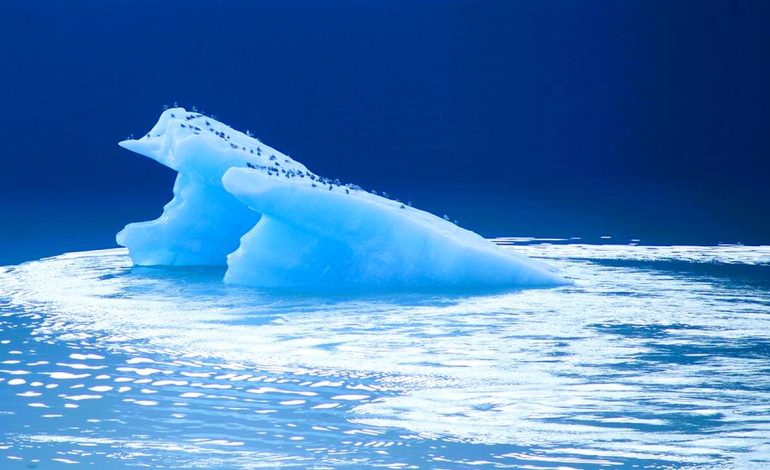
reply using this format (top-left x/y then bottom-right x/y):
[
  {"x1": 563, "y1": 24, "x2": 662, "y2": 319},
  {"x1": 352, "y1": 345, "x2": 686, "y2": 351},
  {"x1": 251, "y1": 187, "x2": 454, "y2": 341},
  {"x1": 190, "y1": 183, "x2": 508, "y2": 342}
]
[{"x1": 137, "y1": 104, "x2": 458, "y2": 223}]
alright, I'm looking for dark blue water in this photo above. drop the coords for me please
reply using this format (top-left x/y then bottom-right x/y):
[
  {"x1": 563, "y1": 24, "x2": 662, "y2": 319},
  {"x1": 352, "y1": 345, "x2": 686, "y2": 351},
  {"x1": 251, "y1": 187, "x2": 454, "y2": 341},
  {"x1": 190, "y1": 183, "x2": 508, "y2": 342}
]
[
  {"x1": 1, "y1": 4, "x2": 769, "y2": 467},
  {"x1": 1, "y1": 0, "x2": 769, "y2": 265}
]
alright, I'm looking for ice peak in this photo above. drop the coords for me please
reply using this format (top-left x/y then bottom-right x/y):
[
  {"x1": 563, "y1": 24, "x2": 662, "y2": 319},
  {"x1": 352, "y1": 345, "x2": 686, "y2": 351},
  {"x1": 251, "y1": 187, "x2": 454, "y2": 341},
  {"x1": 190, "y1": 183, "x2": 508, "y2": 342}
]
[{"x1": 116, "y1": 110, "x2": 569, "y2": 290}]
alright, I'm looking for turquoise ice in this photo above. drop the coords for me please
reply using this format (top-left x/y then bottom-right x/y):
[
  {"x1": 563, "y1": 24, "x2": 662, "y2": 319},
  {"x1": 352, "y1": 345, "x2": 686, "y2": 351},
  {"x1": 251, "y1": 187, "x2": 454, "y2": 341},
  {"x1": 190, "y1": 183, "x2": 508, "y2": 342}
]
[{"x1": 117, "y1": 109, "x2": 568, "y2": 289}]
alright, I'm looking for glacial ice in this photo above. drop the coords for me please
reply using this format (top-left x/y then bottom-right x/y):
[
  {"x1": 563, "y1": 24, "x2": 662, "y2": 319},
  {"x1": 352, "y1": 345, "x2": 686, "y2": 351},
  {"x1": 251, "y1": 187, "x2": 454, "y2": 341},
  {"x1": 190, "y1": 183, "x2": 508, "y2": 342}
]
[{"x1": 117, "y1": 108, "x2": 568, "y2": 289}]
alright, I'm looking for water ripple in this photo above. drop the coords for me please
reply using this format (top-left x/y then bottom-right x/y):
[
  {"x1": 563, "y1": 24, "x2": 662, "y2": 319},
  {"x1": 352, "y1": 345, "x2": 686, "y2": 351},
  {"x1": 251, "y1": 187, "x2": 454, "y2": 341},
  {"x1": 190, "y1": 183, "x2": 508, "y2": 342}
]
[{"x1": 0, "y1": 247, "x2": 769, "y2": 468}]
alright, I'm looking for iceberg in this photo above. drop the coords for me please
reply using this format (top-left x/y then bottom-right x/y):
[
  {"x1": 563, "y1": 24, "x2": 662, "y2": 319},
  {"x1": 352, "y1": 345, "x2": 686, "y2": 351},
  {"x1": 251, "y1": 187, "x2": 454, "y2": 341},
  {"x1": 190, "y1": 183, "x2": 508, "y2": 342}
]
[{"x1": 117, "y1": 108, "x2": 568, "y2": 290}]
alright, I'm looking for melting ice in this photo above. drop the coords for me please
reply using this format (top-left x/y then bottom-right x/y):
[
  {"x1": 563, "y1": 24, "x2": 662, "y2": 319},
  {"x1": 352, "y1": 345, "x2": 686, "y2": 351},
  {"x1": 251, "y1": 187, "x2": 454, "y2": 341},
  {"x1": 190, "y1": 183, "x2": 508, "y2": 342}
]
[{"x1": 117, "y1": 108, "x2": 568, "y2": 290}]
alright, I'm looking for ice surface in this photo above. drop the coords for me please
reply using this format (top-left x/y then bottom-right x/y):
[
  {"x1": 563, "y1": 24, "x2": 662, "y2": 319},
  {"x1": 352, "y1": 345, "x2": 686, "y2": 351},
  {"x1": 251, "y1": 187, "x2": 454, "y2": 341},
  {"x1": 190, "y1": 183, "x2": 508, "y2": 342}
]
[
  {"x1": 117, "y1": 108, "x2": 568, "y2": 289},
  {"x1": 116, "y1": 109, "x2": 307, "y2": 265}
]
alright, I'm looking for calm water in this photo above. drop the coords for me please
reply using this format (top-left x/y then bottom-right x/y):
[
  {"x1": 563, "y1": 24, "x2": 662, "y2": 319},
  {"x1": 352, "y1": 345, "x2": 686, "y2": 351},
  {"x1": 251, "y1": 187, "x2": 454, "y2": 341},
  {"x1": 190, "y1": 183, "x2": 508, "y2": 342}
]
[{"x1": 1, "y1": 240, "x2": 770, "y2": 468}]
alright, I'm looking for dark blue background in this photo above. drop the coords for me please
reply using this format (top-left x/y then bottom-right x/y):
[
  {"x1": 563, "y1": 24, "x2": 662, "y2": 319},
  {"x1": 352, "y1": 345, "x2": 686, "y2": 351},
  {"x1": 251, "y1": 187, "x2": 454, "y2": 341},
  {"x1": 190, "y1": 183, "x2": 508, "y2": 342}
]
[{"x1": 2, "y1": 0, "x2": 769, "y2": 265}]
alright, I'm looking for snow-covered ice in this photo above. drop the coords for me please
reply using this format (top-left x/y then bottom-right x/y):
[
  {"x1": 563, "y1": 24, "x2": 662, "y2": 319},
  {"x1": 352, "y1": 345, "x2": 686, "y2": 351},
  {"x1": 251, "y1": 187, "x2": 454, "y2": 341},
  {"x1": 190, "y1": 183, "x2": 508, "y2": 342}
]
[{"x1": 117, "y1": 108, "x2": 568, "y2": 289}]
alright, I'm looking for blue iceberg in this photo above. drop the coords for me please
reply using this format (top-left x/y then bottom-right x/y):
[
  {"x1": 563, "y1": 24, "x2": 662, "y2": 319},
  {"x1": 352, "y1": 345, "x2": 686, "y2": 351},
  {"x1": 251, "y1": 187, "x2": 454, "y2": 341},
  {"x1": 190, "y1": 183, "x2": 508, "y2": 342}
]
[{"x1": 118, "y1": 108, "x2": 568, "y2": 289}]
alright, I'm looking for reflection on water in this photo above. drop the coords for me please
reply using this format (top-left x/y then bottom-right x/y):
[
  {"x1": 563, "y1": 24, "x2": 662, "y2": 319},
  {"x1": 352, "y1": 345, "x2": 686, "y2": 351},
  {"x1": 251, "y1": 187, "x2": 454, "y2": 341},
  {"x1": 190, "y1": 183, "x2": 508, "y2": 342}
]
[{"x1": 1, "y1": 244, "x2": 770, "y2": 468}]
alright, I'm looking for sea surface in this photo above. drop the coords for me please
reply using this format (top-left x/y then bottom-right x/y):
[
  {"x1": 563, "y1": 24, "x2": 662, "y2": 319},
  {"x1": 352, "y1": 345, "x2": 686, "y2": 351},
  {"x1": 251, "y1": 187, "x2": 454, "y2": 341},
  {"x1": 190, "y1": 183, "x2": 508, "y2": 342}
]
[{"x1": 1, "y1": 239, "x2": 770, "y2": 469}]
